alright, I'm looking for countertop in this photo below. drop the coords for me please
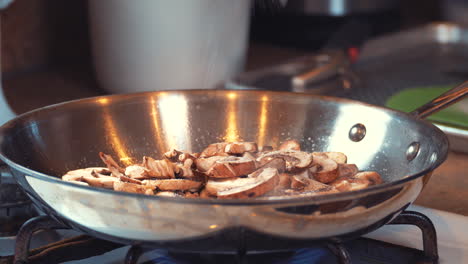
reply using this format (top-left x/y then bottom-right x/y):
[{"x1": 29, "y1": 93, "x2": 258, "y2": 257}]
[{"x1": 3, "y1": 43, "x2": 468, "y2": 215}]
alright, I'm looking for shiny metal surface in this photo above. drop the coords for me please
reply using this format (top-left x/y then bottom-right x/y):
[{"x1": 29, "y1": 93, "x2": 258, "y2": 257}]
[
  {"x1": 406, "y1": 142, "x2": 420, "y2": 162},
  {"x1": 410, "y1": 80, "x2": 468, "y2": 118},
  {"x1": 348, "y1": 123, "x2": 366, "y2": 142},
  {"x1": 0, "y1": 90, "x2": 451, "y2": 244}
]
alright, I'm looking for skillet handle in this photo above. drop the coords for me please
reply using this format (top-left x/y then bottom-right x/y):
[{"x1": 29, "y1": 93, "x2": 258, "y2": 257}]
[{"x1": 410, "y1": 80, "x2": 468, "y2": 119}]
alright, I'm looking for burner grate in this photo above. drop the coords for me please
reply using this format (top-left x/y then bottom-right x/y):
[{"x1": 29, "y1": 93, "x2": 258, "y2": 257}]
[
  {"x1": 5, "y1": 211, "x2": 438, "y2": 264},
  {"x1": 0, "y1": 165, "x2": 36, "y2": 236}
]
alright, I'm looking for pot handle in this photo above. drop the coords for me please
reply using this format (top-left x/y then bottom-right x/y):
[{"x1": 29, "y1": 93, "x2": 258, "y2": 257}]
[{"x1": 410, "y1": 81, "x2": 468, "y2": 119}]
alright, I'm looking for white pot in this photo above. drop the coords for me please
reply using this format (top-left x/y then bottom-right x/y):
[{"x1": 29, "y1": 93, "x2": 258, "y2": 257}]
[{"x1": 88, "y1": 0, "x2": 251, "y2": 94}]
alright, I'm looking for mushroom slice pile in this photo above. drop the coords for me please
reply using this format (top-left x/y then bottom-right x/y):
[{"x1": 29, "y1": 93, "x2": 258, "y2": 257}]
[{"x1": 61, "y1": 139, "x2": 384, "y2": 198}]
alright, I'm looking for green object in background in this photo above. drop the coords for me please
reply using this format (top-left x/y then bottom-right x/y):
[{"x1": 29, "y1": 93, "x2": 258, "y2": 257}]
[{"x1": 385, "y1": 85, "x2": 468, "y2": 129}]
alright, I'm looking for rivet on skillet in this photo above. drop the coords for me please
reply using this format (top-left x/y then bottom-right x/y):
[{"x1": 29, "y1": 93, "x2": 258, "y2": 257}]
[
  {"x1": 406, "y1": 142, "x2": 420, "y2": 161},
  {"x1": 349, "y1": 123, "x2": 366, "y2": 142}
]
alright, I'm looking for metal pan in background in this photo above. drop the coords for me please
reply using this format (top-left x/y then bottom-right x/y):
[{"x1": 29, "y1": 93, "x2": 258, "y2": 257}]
[
  {"x1": 227, "y1": 18, "x2": 370, "y2": 95},
  {"x1": 226, "y1": 50, "x2": 358, "y2": 94},
  {"x1": 346, "y1": 22, "x2": 468, "y2": 153}
]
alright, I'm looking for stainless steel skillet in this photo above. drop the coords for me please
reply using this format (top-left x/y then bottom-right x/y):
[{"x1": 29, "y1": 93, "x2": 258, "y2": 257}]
[{"x1": 0, "y1": 82, "x2": 466, "y2": 249}]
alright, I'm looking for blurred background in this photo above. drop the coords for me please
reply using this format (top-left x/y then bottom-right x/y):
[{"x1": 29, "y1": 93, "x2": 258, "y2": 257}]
[{"x1": 1, "y1": 0, "x2": 465, "y2": 113}]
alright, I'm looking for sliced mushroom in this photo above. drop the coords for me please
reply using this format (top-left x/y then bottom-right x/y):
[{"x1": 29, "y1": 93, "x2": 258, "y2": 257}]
[
  {"x1": 290, "y1": 170, "x2": 331, "y2": 192},
  {"x1": 91, "y1": 169, "x2": 112, "y2": 178},
  {"x1": 62, "y1": 167, "x2": 108, "y2": 181},
  {"x1": 330, "y1": 177, "x2": 370, "y2": 192},
  {"x1": 279, "y1": 140, "x2": 301, "y2": 151},
  {"x1": 99, "y1": 152, "x2": 125, "y2": 173},
  {"x1": 215, "y1": 168, "x2": 280, "y2": 199},
  {"x1": 257, "y1": 150, "x2": 313, "y2": 172},
  {"x1": 205, "y1": 177, "x2": 254, "y2": 196},
  {"x1": 142, "y1": 179, "x2": 202, "y2": 191},
  {"x1": 323, "y1": 152, "x2": 347, "y2": 164},
  {"x1": 109, "y1": 167, "x2": 125, "y2": 178},
  {"x1": 337, "y1": 164, "x2": 359, "y2": 178},
  {"x1": 353, "y1": 171, "x2": 383, "y2": 185},
  {"x1": 82, "y1": 175, "x2": 118, "y2": 189},
  {"x1": 143, "y1": 156, "x2": 176, "y2": 179},
  {"x1": 207, "y1": 156, "x2": 257, "y2": 178},
  {"x1": 118, "y1": 174, "x2": 143, "y2": 184},
  {"x1": 205, "y1": 165, "x2": 279, "y2": 196},
  {"x1": 290, "y1": 170, "x2": 310, "y2": 189},
  {"x1": 225, "y1": 142, "x2": 258, "y2": 155},
  {"x1": 256, "y1": 158, "x2": 291, "y2": 196},
  {"x1": 114, "y1": 181, "x2": 154, "y2": 194},
  {"x1": 200, "y1": 143, "x2": 229, "y2": 158},
  {"x1": 195, "y1": 156, "x2": 226, "y2": 173},
  {"x1": 310, "y1": 153, "x2": 338, "y2": 183},
  {"x1": 125, "y1": 165, "x2": 149, "y2": 179}
]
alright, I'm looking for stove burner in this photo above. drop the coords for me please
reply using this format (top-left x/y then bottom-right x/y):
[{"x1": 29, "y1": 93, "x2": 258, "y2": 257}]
[
  {"x1": 10, "y1": 216, "x2": 122, "y2": 264},
  {"x1": 124, "y1": 244, "x2": 351, "y2": 264},
  {"x1": 7, "y1": 211, "x2": 438, "y2": 264}
]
